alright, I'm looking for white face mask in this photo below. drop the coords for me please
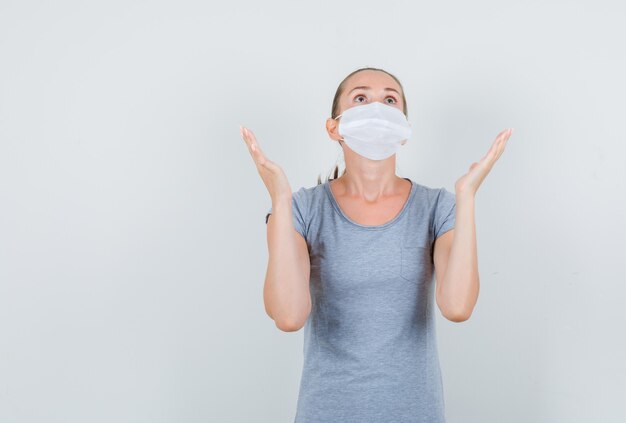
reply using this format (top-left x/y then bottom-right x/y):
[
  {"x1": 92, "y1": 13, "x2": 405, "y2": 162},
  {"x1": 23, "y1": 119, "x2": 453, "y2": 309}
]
[{"x1": 334, "y1": 101, "x2": 412, "y2": 160}]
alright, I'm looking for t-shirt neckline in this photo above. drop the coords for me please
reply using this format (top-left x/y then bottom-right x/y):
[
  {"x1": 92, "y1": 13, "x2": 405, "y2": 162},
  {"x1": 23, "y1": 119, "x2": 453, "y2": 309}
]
[{"x1": 323, "y1": 177, "x2": 416, "y2": 230}]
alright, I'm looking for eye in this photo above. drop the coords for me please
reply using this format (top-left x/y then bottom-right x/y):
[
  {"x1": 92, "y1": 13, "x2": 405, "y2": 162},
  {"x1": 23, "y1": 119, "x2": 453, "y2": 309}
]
[{"x1": 353, "y1": 94, "x2": 398, "y2": 104}]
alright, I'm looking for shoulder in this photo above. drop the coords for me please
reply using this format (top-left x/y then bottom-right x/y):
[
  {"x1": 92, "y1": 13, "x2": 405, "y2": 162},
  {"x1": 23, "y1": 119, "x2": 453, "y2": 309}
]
[
  {"x1": 292, "y1": 182, "x2": 326, "y2": 208},
  {"x1": 412, "y1": 181, "x2": 455, "y2": 208}
]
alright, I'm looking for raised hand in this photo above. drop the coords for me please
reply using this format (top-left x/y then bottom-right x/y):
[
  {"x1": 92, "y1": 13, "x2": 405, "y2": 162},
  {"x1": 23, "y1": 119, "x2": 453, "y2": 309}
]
[
  {"x1": 454, "y1": 128, "x2": 513, "y2": 197},
  {"x1": 240, "y1": 125, "x2": 293, "y2": 202}
]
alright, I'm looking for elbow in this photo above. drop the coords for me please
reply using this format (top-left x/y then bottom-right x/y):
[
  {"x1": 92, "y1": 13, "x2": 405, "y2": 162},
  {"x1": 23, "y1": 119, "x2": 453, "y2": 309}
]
[
  {"x1": 274, "y1": 306, "x2": 311, "y2": 332},
  {"x1": 275, "y1": 317, "x2": 305, "y2": 332},
  {"x1": 438, "y1": 297, "x2": 473, "y2": 322},
  {"x1": 266, "y1": 291, "x2": 312, "y2": 333},
  {"x1": 443, "y1": 308, "x2": 472, "y2": 323},
  {"x1": 437, "y1": 287, "x2": 478, "y2": 323}
]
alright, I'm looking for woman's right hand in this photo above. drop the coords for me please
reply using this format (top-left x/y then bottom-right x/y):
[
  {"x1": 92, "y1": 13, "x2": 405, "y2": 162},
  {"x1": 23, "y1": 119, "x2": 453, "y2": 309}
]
[{"x1": 240, "y1": 125, "x2": 292, "y2": 202}]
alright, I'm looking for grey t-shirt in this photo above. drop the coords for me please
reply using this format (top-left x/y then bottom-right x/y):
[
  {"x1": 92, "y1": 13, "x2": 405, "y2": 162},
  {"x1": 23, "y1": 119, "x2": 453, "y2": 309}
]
[{"x1": 265, "y1": 177, "x2": 456, "y2": 423}]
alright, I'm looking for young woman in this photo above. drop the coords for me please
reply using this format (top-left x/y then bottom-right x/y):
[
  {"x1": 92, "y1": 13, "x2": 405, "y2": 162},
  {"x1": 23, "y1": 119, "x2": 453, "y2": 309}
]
[{"x1": 241, "y1": 67, "x2": 512, "y2": 422}]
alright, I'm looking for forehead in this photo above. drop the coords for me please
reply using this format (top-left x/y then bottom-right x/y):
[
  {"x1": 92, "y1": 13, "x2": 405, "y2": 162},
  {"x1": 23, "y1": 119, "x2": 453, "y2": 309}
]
[{"x1": 343, "y1": 70, "x2": 401, "y2": 93}]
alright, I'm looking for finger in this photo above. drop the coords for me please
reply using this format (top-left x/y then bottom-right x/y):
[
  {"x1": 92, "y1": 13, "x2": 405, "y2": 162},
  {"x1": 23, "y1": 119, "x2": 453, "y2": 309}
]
[
  {"x1": 240, "y1": 127, "x2": 257, "y2": 158},
  {"x1": 495, "y1": 133, "x2": 510, "y2": 159},
  {"x1": 494, "y1": 129, "x2": 509, "y2": 149},
  {"x1": 500, "y1": 128, "x2": 513, "y2": 145},
  {"x1": 478, "y1": 129, "x2": 511, "y2": 171},
  {"x1": 244, "y1": 128, "x2": 275, "y2": 169},
  {"x1": 240, "y1": 127, "x2": 280, "y2": 172},
  {"x1": 485, "y1": 129, "x2": 511, "y2": 162},
  {"x1": 241, "y1": 126, "x2": 267, "y2": 163},
  {"x1": 495, "y1": 129, "x2": 510, "y2": 144},
  {"x1": 482, "y1": 138, "x2": 500, "y2": 164},
  {"x1": 240, "y1": 126, "x2": 257, "y2": 151},
  {"x1": 494, "y1": 128, "x2": 513, "y2": 160}
]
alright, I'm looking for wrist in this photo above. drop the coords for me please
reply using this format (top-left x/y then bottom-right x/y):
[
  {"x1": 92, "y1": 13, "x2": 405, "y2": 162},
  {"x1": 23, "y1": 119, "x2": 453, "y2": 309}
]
[
  {"x1": 455, "y1": 189, "x2": 475, "y2": 203},
  {"x1": 271, "y1": 195, "x2": 292, "y2": 210}
]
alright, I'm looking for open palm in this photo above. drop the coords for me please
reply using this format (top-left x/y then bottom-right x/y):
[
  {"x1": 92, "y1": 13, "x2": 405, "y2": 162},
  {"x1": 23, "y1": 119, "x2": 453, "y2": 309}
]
[
  {"x1": 240, "y1": 125, "x2": 293, "y2": 202},
  {"x1": 455, "y1": 128, "x2": 513, "y2": 196}
]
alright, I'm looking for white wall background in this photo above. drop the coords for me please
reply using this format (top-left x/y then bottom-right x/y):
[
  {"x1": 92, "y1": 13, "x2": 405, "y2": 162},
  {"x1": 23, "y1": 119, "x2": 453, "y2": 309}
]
[{"x1": 1, "y1": 0, "x2": 625, "y2": 421}]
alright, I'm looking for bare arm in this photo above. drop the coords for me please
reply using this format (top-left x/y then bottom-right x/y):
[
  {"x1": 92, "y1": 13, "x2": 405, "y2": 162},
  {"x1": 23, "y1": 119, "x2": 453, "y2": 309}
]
[
  {"x1": 433, "y1": 195, "x2": 479, "y2": 322},
  {"x1": 434, "y1": 127, "x2": 513, "y2": 322},
  {"x1": 264, "y1": 198, "x2": 311, "y2": 332},
  {"x1": 239, "y1": 124, "x2": 311, "y2": 332}
]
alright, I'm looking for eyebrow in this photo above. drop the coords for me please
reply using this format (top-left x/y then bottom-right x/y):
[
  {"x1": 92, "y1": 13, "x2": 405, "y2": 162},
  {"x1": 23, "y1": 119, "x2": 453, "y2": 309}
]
[{"x1": 348, "y1": 86, "x2": 400, "y2": 95}]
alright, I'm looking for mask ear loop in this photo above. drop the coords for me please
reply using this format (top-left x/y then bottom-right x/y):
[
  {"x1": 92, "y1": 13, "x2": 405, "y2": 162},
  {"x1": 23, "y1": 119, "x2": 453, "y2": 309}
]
[
  {"x1": 331, "y1": 145, "x2": 345, "y2": 180},
  {"x1": 333, "y1": 114, "x2": 345, "y2": 142},
  {"x1": 329, "y1": 114, "x2": 345, "y2": 180}
]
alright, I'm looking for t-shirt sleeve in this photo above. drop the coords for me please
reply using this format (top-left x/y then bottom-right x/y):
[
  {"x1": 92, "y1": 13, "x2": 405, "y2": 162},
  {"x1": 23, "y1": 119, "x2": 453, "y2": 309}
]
[
  {"x1": 264, "y1": 187, "x2": 308, "y2": 240},
  {"x1": 434, "y1": 187, "x2": 456, "y2": 239}
]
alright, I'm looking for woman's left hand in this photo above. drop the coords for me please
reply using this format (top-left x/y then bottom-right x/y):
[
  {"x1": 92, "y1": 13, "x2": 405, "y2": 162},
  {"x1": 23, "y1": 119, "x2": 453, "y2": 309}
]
[{"x1": 454, "y1": 128, "x2": 513, "y2": 197}]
